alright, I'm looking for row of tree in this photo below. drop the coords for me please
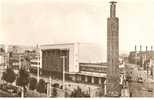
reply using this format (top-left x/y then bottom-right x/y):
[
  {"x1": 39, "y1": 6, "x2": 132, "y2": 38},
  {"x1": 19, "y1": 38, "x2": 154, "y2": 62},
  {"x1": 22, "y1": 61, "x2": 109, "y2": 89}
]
[
  {"x1": 70, "y1": 86, "x2": 90, "y2": 97},
  {"x1": 29, "y1": 78, "x2": 47, "y2": 93},
  {"x1": 1, "y1": 67, "x2": 30, "y2": 92},
  {"x1": 1, "y1": 67, "x2": 59, "y2": 97}
]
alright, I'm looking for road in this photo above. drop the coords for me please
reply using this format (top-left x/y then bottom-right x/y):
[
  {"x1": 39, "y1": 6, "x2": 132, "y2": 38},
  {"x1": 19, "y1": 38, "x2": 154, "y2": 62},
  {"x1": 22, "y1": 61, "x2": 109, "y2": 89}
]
[
  {"x1": 0, "y1": 89, "x2": 17, "y2": 97},
  {"x1": 129, "y1": 81, "x2": 154, "y2": 97},
  {"x1": 30, "y1": 74, "x2": 99, "y2": 91}
]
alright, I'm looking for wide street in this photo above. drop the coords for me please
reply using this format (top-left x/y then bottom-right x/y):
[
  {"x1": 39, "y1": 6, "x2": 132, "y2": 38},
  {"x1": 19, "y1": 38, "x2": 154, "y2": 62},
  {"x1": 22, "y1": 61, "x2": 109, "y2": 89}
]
[
  {"x1": 0, "y1": 89, "x2": 16, "y2": 97},
  {"x1": 129, "y1": 81, "x2": 154, "y2": 97}
]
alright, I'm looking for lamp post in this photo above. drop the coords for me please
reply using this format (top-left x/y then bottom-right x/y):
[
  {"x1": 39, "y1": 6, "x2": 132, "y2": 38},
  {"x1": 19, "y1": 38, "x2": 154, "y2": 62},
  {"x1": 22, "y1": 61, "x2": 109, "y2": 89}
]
[
  {"x1": 104, "y1": 80, "x2": 107, "y2": 96},
  {"x1": 21, "y1": 87, "x2": 24, "y2": 98},
  {"x1": 61, "y1": 56, "x2": 66, "y2": 90},
  {"x1": 19, "y1": 55, "x2": 22, "y2": 69},
  {"x1": 37, "y1": 56, "x2": 40, "y2": 82},
  {"x1": 147, "y1": 62, "x2": 149, "y2": 79},
  {"x1": 47, "y1": 76, "x2": 52, "y2": 97},
  {"x1": 60, "y1": 56, "x2": 66, "y2": 97},
  {"x1": 18, "y1": 55, "x2": 24, "y2": 98}
]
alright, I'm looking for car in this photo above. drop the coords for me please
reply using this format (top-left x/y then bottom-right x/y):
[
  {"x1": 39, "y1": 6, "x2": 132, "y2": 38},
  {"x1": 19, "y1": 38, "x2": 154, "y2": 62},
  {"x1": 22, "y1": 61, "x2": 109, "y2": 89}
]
[
  {"x1": 137, "y1": 77, "x2": 143, "y2": 83},
  {"x1": 147, "y1": 88, "x2": 153, "y2": 92},
  {"x1": 52, "y1": 83, "x2": 59, "y2": 88}
]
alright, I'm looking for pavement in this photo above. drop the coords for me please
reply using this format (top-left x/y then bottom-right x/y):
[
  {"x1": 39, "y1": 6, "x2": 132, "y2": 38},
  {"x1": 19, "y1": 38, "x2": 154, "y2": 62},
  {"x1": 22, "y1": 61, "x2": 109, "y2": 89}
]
[
  {"x1": 121, "y1": 81, "x2": 130, "y2": 97},
  {"x1": 30, "y1": 74, "x2": 99, "y2": 91},
  {"x1": 129, "y1": 81, "x2": 154, "y2": 97},
  {"x1": 24, "y1": 90, "x2": 47, "y2": 97},
  {"x1": 0, "y1": 89, "x2": 18, "y2": 97},
  {"x1": 30, "y1": 74, "x2": 101, "y2": 97}
]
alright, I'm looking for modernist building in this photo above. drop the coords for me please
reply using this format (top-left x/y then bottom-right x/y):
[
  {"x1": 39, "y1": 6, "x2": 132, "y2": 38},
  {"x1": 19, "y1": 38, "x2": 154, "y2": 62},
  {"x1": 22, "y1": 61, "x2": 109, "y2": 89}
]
[
  {"x1": 106, "y1": 1, "x2": 120, "y2": 96},
  {"x1": 40, "y1": 43, "x2": 106, "y2": 86}
]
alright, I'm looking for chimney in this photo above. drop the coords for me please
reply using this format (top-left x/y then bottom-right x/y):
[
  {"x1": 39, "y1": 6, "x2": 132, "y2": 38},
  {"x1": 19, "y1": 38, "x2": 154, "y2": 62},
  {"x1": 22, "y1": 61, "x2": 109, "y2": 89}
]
[
  {"x1": 146, "y1": 46, "x2": 148, "y2": 51},
  {"x1": 140, "y1": 45, "x2": 142, "y2": 52},
  {"x1": 135, "y1": 45, "x2": 137, "y2": 52}
]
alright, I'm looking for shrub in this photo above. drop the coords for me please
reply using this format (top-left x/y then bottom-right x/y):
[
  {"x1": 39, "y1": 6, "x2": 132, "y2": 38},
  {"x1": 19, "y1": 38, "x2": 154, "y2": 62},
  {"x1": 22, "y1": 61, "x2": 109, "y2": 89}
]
[
  {"x1": 29, "y1": 77, "x2": 37, "y2": 90},
  {"x1": 36, "y1": 79, "x2": 46, "y2": 93},
  {"x1": 2, "y1": 68, "x2": 16, "y2": 83}
]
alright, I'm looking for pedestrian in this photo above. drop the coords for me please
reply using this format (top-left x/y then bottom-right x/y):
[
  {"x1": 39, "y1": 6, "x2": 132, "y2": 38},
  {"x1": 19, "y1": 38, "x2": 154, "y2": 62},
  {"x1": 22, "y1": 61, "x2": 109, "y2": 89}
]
[{"x1": 130, "y1": 92, "x2": 132, "y2": 97}]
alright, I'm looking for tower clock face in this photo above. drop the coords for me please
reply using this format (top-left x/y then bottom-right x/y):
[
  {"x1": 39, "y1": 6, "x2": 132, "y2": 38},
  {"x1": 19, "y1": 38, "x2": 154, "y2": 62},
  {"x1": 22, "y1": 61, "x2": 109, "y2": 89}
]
[
  {"x1": 110, "y1": 19, "x2": 118, "y2": 33},
  {"x1": 111, "y1": 22, "x2": 118, "y2": 32}
]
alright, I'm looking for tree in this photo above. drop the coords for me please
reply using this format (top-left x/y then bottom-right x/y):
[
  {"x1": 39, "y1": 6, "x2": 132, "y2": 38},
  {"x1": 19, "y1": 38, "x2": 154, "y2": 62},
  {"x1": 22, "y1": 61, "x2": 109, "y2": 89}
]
[
  {"x1": 1, "y1": 68, "x2": 16, "y2": 84},
  {"x1": 70, "y1": 86, "x2": 90, "y2": 97},
  {"x1": 36, "y1": 79, "x2": 46, "y2": 93},
  {"x1": 21, "y1": 55, "x2": 31, "y2": 71},
  {"x1": 16, "y1": 68, "x2": 30, "y2": 92},
  {"x1": 52, "y1": 87, "x2": 57, "y2": 97},
  {"x1": 0, "y1": 48, "x2": 5, "y2": 52},
  {"x1": 29, "y1": 77, "x2": 37, "y2": 90},
  {"x1": 71, "y1": 87, "x2": 82, "y2": 97}
]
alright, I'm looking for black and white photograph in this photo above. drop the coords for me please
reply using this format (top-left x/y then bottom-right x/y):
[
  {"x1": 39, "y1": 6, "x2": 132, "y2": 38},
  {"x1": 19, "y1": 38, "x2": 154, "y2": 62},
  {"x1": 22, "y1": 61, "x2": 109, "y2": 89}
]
[{"x1": 0, "y1": 0, "x2": 154, "y2": 97}]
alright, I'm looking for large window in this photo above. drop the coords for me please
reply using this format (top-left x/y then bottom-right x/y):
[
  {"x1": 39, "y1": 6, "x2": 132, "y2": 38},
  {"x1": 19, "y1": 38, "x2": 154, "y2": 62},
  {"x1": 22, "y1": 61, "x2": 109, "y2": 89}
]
[{"x1": 42, "y1": 49, "x2": 69, "y2": 79}]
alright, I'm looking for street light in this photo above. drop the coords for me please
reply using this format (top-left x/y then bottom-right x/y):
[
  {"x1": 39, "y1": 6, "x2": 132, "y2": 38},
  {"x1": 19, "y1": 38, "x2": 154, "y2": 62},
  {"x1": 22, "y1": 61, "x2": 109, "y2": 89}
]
[
  {"x1": 37, "y1": 56, "x2": 40, "y2": 82},
  {"x1": 21, "y1": 87, "x2": 24, "y2": 98},
  {"x1": 18, "y1": 55, "x2": 24, "y2": 98},
  {"x1": 60, "y1": 55, "x2": 67, "y2": 97},
  {"x1": 60, "y1": 56, "x2": 66, "y2": 90},
  {"x1": 104, "y1": 80, "x2": 107, "y2": 96},
  {"x1": 47, "y1": 76, "x2": 52, "y2": 97},
  {"x1": 19, "y1": 55, "x2": 22, "y2": 69}
]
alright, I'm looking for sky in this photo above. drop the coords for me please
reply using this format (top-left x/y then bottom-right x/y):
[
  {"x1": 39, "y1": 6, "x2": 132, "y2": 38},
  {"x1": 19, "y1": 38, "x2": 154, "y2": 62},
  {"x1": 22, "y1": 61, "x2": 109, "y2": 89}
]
[{"x1": 0, "y1": 0, "x2": 154, "y2": 53}]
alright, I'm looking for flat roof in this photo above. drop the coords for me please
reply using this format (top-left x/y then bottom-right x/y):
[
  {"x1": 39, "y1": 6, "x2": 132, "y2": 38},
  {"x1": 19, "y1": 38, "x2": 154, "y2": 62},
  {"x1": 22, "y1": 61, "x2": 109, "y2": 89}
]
[
  {"x1": 80, "y1": 64, "x2": 107, "y2": 68},
  {"x1": 41, "y1": 43, "x2": 75, "y2": 46},
  {"x1": 78, "y1": 71, "x2": 106, "y2": 78}
]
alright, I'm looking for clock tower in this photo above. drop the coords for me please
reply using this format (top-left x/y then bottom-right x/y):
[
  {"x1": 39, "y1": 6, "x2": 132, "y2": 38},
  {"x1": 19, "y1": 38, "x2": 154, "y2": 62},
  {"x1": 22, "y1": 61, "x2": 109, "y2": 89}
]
[{"x1": 106, "y1": 1, "x2": 121, "y2": 96}]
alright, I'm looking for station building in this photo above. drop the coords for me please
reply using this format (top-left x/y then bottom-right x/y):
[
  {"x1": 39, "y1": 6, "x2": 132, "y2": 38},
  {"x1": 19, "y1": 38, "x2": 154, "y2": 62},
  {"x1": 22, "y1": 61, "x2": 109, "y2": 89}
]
[{"x1": 40, "y1": 43, "x2": 107, "y2": 86}]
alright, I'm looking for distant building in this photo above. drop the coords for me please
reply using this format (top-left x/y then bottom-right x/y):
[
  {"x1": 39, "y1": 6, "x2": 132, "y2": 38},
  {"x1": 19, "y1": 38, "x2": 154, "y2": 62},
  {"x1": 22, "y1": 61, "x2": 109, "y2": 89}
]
[
  {"x1": 128, "y1": 45, "x2": 154, "y2": 70},
  {"x1": 8, "y1": 49, "x2": 39, "y2": 70},
  {"x1": 29, "y1": 53, "x2": 40, "y2": 73},
  {"x1": 125, "y1": 63, "x2": 149, "y2": 82},
  {"x1": 0, "y1": 52, "x2": 8, "y2": 69},
  {"x1": 8, "y1": 52, "x2": 24, "y2": 69}
]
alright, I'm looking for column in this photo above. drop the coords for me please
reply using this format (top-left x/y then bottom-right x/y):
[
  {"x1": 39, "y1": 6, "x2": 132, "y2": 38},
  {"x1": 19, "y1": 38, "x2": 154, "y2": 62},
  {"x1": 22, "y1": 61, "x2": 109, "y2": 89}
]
[
  {"x1": 104, "y1": 80, "x2": 107, "y2": 96},
  {"x1": 85, "y1": 76, "x2": 88, "y2": 83},
  {"x1": 40, "y1": 50, "x2": 43, "y2": 75},
  {"x1": 99, "y1": 78, "x2": 101, "y2": 84},
  {"x1": 91, "y1": 77, "x2": 94, "y2": 84},
  {"x1": 77, "y1": 75, "x2": 81, "y2": 82},
  {"x1": 153, "y1": 65, "x2": 154, "y2": 80},
  {"x1": 49, "y1": 77, "x2": 52, "y2": 97},
  {"x1": 21, "y1": 87, "x2": 24, "y2": 98},
  {"x1": 37, "y1": 56, "x2": 40, "y2": 82}
]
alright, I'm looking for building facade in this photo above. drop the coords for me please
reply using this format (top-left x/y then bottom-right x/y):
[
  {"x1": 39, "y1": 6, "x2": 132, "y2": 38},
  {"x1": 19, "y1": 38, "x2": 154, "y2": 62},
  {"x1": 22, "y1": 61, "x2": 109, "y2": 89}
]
[
  {"x1": 40, "y1": 43, "x2": 106, "y2": 85},
  {"x1": 40, "y1": 43, "x2": 107, "y2": 96},
  {"x1": 129, "y1": 45, "x2": 154, "y2": 69}
]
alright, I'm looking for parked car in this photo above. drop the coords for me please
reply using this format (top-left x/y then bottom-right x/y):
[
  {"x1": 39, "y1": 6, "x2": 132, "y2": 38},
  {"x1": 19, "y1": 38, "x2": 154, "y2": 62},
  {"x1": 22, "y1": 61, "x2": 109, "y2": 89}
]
[
  {"x1": 52, "y1": 83, "x2": 59, "y2": 88},
  {"x1": 137, "y1": 77, "x2": 143, "y2": 83},
  {"x1": 147, "y1": 88, "x2": 153, "y2": 92},
  {"x1": 126, "y1": 76, "x2": 132, "y2": 82}
]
